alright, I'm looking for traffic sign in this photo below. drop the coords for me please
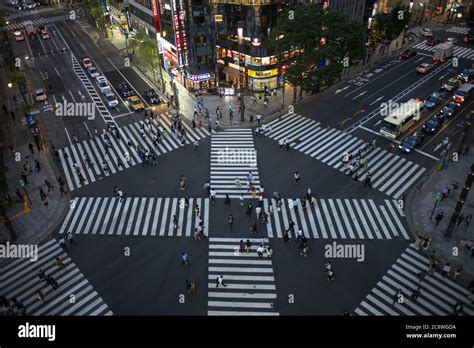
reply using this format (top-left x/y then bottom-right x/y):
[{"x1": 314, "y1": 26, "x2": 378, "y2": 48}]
[
  {"x1": 435, "y1": 192, "x2": 441, "y2": 201},
  {"x1": 19, "y1": 179, "x2": 25, "y2": 188}
]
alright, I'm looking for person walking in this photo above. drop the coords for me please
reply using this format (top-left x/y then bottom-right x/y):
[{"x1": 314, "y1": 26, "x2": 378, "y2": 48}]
[
  {"x1": 442, "y1": 262, "x2": 451, "y2": 277},
  {"x1": 246, "y1": 203, "x2": 253, "y2": 216},
  {"x1": 118, "y1": 189, "x2": 124, "y2": 202},
  {"x1": 453, "y1": 266, "x2": 463, "y2": 279},
  {"x1": 67, "y1": 232, "x2": 77, "y2": 246},
  {"x1": 228, "y1": 214, "x2": 233, "y2": 231},
  {"x1": 300, "y1": 241, "x2": 308, "y2": 257},
  {"x1": 279, "y1": 139, "x2": 284, "y2": 151},
  {"x1": 257, "y1": 245, "x2": 265, "y2": 259},
  {"x1": 58, "y1": 238, "x2": 68, "y2": 252},
  {"x1": 38, "y1": 269, "x2": 46, "y2": 282},
  {"x1": 465, "y1": 214, "x2": 472, "y2": 227},
  {"x1": 294, "y1": 171, "x2": 301, "y2": 184},
  {"x1": 55, "y1": 257, "x2": 64, "y2": 268},
  {"x1": 453, "y1": 302, "x2": 463, "y2": 316},
  {"x1": 194, "y1": 228, "x2": 201, "y2": 241},
  {"x1": 210, "y1": 189, "x2": 216, "y2": 203},
  {"x1": 250, "y1": 222, "x2": 258, "y2": 234},
  {"x1": 194, "y1": 140, "x2": 198, "y2": 150},
  {"x1": 39, "y1": 188, "x2": 46, "y2": 201},
  {"x1": 266, "y1": 247, "x2": 274, "y2": 258},
  {"x1": 44, "y1": 179, "x2": 54, "y2": 192},
  {"x1": 393, "y1": 289, "x2": 402, "y2": 305},
  {"x1": 173, "y1": 215, "x2": 179, "y2": 231},
  {"x1": 245, "y1": 239, "x2": 252, "y2": 254},
  {"x1": 36, "y1": 290, "x2": 45, "y2": 302},
  {"x1": 35, "y1": 159, "x2": 41, "y2": 172},
  {"x1": 240, "y1": 194, "x2": 244, "y2": 206},
  {"x1": 180, "y1": 252, "x2": 190, "y2": 266},
  {"x1": 410, "y1": 287, "x2": 421, "y2": 301},
  {"x1": 216, "y1": 275, "x2": 227, "y2": 288},
  {"x1": 457, "y1": 214, "x2": 465, "y2": 226},
  {"x1": 435, "y1": 212, "x2": 444, "y2": 226}
]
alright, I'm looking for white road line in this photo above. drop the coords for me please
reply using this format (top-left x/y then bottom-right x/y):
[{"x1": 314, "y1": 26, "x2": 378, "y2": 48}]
[
  {"x1": 64, "y1": 127, "x2": 73, "y2": 146},
  {"x1": 68, "y1": 89, "x2": 76, "y2": 102},
  {"x1": 369, "y1": 96, "x2": 384, "y2": 106},
  {"x1": 54, "y1": 67, "x2": 61, "y2": 76}
]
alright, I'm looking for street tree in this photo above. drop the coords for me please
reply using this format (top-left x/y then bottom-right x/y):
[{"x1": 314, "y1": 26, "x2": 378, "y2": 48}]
[
  {"x1": 370, "y1": 4, "x2": 411, "y2": 54},
  {"x1": 271, "y1": 5, "x2": 366, "y2": 101},
  {"x1": 129, "y1": 33, "x2": 160, "y2": 87}
]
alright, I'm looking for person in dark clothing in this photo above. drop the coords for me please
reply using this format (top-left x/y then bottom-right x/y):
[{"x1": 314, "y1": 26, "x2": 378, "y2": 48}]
[{"x1": 435, "y1": 212, "x2": 444, "y2": 226}]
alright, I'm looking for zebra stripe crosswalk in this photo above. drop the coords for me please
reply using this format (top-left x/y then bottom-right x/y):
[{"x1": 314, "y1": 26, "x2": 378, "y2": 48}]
[
  {"x1": 262, "y1": 198, "x2": 409, "y2": 240},
  {"x1": 5, "y1": 14, "x2": 72, "y2": 31},
  {"x1": 207, "y1": 237, "x2": 279, "y2": 316},
  {"x1": 58, "y1": 197, "x2": 210, "y2": 237},
  {"x1": 210, "y1": 129, "x2": 261, "y2": 198},
  {"x1": 59, "y1": 113, "x2": 210, "y2": 192},
  {"x1": 0, "y1": 239, "x2": 112, "y2": 315},
  {"x1": 446, "y1": 26, "x2": 471, "y2": 35},
  {"x1": 265, "y1": 113, "x2": 426, "y2": 199},
  {"x1": 355, "y1": 244, "x2": 474, "y2": 316},
  {"x1": 412, "y1": 41, "x2": 474, "y2": 60}
]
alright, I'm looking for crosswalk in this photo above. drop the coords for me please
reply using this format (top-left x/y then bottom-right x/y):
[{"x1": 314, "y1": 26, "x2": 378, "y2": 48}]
[
  {"x1": 355, "y1": 244, "x2": 474, "y2": 316},
  {"x1": 412, "y1": 41, "x2": 474, "y2": 60},
  {"x1": 0, "y1": 239, "x2": 112, "y2": 315},
  {"x1": 263, "y1": 198, "x2": 409, "y2": 240},
  {"x1": 210, "y1": 129, "x2": 261, "y2": 198},
  {"x1": 5, "y1": 14, "x2": 72, "y2": 31},
  {"x1": 207, "y1": 237, "x2": 279, "y2": 316},
  {"x1": 59, "y1": 112, "x2": 210, "y2": 192},
  {"x1": 265, "y1": 113, "x2": 426, "y2": 199},
  {"x1": 58, "y1": 197, "x2": 210, "y2": 237},
  {"x1": 446, "y1": 26, "x2": 471, "y2": 35}
]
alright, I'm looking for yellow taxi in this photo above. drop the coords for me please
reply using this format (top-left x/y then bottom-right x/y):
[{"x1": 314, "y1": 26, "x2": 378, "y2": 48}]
[{"x1": 127, "y1": 96, "x2": 144, "y2": 111}]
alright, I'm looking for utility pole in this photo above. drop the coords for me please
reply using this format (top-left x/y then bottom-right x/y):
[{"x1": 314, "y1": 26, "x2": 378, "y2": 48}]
[{"x1": 445, "y1": 163, "x2": 474, "y2": 238}]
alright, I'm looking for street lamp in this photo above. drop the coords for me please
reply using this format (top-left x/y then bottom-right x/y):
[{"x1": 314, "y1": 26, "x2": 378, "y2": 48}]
[{"x1": 7, "y1": 82, "x2": 13, "y2": 88}]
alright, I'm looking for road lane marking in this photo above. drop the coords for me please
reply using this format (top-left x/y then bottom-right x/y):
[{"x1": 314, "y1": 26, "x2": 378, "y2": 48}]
[
  {"x1": 369, "y1": 96, "x2": 384, "y2": 106},
  {"x1": 352, "y1": 91, "x2": 367, "y2": 100},
  {"x1": 64, "y1": 127, "x2": 72, "y2": 146}
]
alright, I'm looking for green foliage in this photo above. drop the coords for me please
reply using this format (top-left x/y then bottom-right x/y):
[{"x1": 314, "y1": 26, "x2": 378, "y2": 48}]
[
  {"x1": 9, "y1": 71, "x2": 27, "y2": 90},
  {"x1": 271, "y1": 5, "x2": 366, "y2": 93},
  {"x1": 371, "y1": 4, "x2": 411, "y2": 44}
]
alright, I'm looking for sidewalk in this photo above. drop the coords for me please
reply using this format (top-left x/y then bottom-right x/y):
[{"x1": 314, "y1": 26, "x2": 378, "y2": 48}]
[
  {"x1": 406, "y1": 147, "x2": 474, "y2": 287},
  {"x1": 0, "y1": 32, "x2": 69, "y2": 257}
]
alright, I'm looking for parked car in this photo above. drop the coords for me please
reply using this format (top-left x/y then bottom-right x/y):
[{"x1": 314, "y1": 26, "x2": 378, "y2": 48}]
[
  {"x1": 82, "y1": 57, "x2": 92, "y2": 69},
  {"x1": 143, "y1": 89, "x2": 160, "y2": 104},
  {"x1": 87, "y1": 66, "x2": 99, "y2": 78},
  {"x1": 442, "y1": 78, "x2": 461, "y2": 92},
  {"x1": 119, "y1": 82, "x2": 134, "y2": 98},
  {"x1": 400, "y1": 49, "x2": 417, "y2": 59},
  {"x1": 104, "y1": 90, "x2": 119, "y2": 109},
  {"x1": 416, "y1": 62, "x2": 434, "y2": 74},
  {"x1": 127, "y1": 96, "x2": 144, "y2": 111},
  {"x1": 96, "y1": 76, "x2": 111, "y2": 94},
  {"x1": 420, "y1": 28, "x2": 433, "y2": 37},
  {"x1": 423, "y1": 92, "x2": 442, "y2": 109},
  {"x1": 440, "y1": 102, "x2": 460, "y2": 118},
  {"x1": 425, "y1": 37, "x2": 441, "y2": 46},
  {"x1": 457, "y1": 69, "x2": 474, "y2": 83},
  {"x1": 422, "y1": 116, "x2": 443, "y2": 134},
  {"x1": 399, "y1": 132, "x2": 425, "y2": 153}
]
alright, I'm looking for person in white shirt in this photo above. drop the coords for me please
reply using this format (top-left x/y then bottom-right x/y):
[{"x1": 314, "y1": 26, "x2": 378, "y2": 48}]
[{"x1": 257, "y1": 246, "x2": 265, "y2": 259}]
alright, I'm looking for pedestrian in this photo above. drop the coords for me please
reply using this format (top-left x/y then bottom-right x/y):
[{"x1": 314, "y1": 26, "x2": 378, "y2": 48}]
[
  {"x1": 393, "y1": 289, "x2": 402, "y2": 305},
  {"x1": 44, "y1": 179, "x2": 54, "y2": 192},
  {"x1": 442, "y1": 262, "x2": 451, "y2": 277},
  {"x1": 216, "y1": 275, "x2": 227, "y2": 287},
  {"x1": 266, "y1": 247, "x2": 273, "y2": 258},
  {"x1": 283, "y1": 230, "x2": 290, "y2": 242},
  {"x1": 194, "y1": 204, "x2": 200, "y2": 216},
  {"x1": 181, "y1": 252, "x2": 190, "y2": 266},
  {"x1": 453, "y1": 266, "x2": 463, "y2": 279},
  {"x1": 39, "y1": 187, "x2": 46, "y2": 201},
  {"x1": 224, "y1": 194, "x2": 231, "y2": 206},
  {"x1": 38, "y1": 269, "x2": 46, "y2": 282},
  {"x1": 194, "y1": 228, "x2": 201, "y2": 241},
  {"x1": 257, "y1": 245, "x2": 265, "y2": 259},
  {"x1": 194, "y1": 140, "x2": 198, "y2": 150},
  {"x1": 58, "y1": 238, "x2": 68, "y2": 252},
  {"x1": 256, "y1": 206, "x2": 262, "y2": 220},
  {"x1": 294, "y1": 171, "x2": 301, "y2": 184},
  {"x1": 45, "y1": 275, "x2": 59, "y2": 289},
  {"x1": 36, "y1": 290, "x2": 45, "y2": 302},
  {"x1": 55, "y1": 257, "x2": 64, "y2": 268},
  {"x1": 410, "y1": 287, "x2": 421, "y2": 301},
  {"x1": 300, "y1": 242, "x2": 308, "y2": 257},
  {"x1": 279, "y1": 139, "x2": 284, "y2": 151},
  {"x1": 435, "y1": 212, "x2": 444, "y2": 226},
  {"x1": 453, "y1": 302, "x2": 463, "y2": 316},
  {"x1": 465, "y1": 214, "x2": 472, "y2": 227},
  {"x1": 118, "y1": 189, "x2": 124, "y2": 202},
  {"x1": 35, "y1": 159, "x2": 41, "y2": 172},
  {"x1": 228, "y1": 214, "x2": 233, "y2": 231},
  {"x1": 250, "y1": 222, "x2": 258, "y2": 233},
  {"x1": 457, "y1": 214, "x2": 465, "y2": 226},
  {"x1": 245, "y1": 239, "x2": 252, "y2": 254},
  {"x1": 60, "y1": 185, "x2": 67, "y2": 197},
  {"x1": 20, "y1": 172, "x2": 28, "y2": 185},
  {"x1": 67, "y1": 232, "x2": 77, "y2": 246},
  {"x1": 28, "y1": 143, "x2": 34, "y2": 154},
  {"x1": 173, "y1": 215, "x2": 179, "y2": 230},
  {"x1": 246, "y1": 203, "x2": 253, "y2": 216},
  {"x1": 210, "y1": 189, "x2": 216, "y2": 203},
  {"x1": 235, "y1": 177, "x2": 241, "y2": 188}
]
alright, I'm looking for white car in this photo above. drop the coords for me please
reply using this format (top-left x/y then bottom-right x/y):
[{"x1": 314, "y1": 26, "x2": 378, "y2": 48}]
[
  {"x1": 87, "y1": 66, "x2": 99, "y2": 78},
  {"x1": 103, "y1": 90, "x2": 118, "y2": 108},
  {"x1": 420, "y1": 28, "x2": 432, "y2": 37},
  {"x1": 41, "y1": 30, "x2": 50, "y2": 39},
  {"x1": 96, "y1": 76, "x2": 111, "y2": 94},
  {"x1": 446, "y1": 37, "x2": 457, "y2": 44},
  {"x1": 34, "y1": 88, "x2": 47, "y2": 102}
]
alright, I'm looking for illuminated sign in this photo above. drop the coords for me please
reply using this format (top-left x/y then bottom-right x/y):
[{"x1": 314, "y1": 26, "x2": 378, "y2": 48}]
[
  {"x1": 125, "y1": 7, "x2": 133, "y2": 31},
  {"x1": 164, "y1": 48, "x2": 178, "y2": 65},
  {"x1": 215, "y1": 14, "x2": 223, "y2": 22},
  {"x1": 248, "y1": 68, "x2": 278, "y2": 78},
  {"x1": 226, "y1": 49, "x2": 233, "y2": 58},
  {"x1": 151, "y1": 0, "x2": 160, "y2": 32},
  {"x1": 187, "y1": 73, "x2": 212, "y2": 81}
]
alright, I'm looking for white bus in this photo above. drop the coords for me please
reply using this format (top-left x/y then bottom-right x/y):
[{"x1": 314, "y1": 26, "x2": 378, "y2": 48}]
[{"x1": 380, "y1": 99, "x2": 423, "y2": 139}]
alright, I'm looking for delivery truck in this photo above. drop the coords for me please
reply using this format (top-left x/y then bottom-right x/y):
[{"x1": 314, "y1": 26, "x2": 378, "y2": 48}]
[{"x1": 432, "y1": 42, "x2": 454, "y2": 63}]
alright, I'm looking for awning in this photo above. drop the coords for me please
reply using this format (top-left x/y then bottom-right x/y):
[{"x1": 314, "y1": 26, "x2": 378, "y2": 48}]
[{"x1": 222, "y1": 66, "x2": 241, "y2": 79}]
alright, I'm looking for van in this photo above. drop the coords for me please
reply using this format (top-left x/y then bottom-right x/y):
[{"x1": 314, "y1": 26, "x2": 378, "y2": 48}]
[
  {"x1": 453, "y1": 83, "x2": 474, "y2": 104},
  {"x1": 23, "y1": 21, "x2": 35, "y2": 36}
]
